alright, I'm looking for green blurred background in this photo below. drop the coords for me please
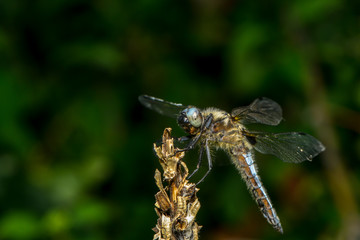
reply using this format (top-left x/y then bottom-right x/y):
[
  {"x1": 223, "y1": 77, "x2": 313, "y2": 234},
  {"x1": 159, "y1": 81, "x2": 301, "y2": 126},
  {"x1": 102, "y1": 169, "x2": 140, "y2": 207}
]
[{"x1": 0, "y1": 0, "x2": 359, "y2": 239}]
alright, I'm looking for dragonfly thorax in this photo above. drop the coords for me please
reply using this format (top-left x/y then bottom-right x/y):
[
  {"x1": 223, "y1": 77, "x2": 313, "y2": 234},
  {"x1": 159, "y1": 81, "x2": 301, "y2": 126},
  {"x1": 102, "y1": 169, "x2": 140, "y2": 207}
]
[{"x1": 177, "y1": 107, "x2": 202, "y2": 135}]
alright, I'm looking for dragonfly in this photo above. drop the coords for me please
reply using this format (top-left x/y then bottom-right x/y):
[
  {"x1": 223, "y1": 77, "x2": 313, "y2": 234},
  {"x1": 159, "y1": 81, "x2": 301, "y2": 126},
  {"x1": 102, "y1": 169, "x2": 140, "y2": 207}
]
[{"x1": 139, "y1": 95, "x2": 325, "y2": 233}]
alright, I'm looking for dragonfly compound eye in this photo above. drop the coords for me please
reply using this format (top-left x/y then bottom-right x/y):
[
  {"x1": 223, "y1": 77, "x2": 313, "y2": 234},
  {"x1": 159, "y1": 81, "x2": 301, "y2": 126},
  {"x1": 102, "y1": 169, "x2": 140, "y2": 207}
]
[{"x1": 185, "y1": 107, "x2": 202, "y2": 128}]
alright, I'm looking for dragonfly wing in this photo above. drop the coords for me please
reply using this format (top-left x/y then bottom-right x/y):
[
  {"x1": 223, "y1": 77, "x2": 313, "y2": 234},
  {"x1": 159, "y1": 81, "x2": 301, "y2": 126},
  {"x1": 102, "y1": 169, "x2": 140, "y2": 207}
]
[
  {"x1": 138, "y1": 95, "x2": 186, "y2": 118},
  {"x1": 246, "y1": 132, "x2": 325, "y2": 163},
  {"x1": 231, "y1": 97, "x2": 283, "y2": 126}
]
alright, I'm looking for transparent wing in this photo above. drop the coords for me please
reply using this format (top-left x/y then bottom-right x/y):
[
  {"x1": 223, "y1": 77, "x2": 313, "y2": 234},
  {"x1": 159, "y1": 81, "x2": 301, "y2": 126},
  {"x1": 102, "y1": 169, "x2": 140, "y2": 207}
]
[
  {"x1": 231, "y1": 97, "x2": 283, "y2": 126},
  {"x1": 138, "y1": 95, "x2": 186, "y2": 118},
  {"x1": 245, "y1": 131, "x2": 325, "y2": 163}
]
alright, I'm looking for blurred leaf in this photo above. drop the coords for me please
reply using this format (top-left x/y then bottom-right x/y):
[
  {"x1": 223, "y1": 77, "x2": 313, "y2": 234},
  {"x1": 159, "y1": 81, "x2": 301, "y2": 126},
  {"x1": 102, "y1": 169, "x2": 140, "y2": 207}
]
[
  {"x1": 55, "y1": 42, "x2": 124, "y2": 71},
  {"x1": 0, "y1": 212, "x2": 40, "y2": 239},
  {"x1": 227, "y1": 23, "x2": 268, "y2": 94},
  {"x1": 42, "y1": 209, "x2": 69, "y2": 235},
  {"x1": 275, "y1": 48, "x2": 305, "y2": 89},
  {"x1": 71, "y1": 200, "x2": 110, "y2": 227},
  {"x1": 0, "y1": 73, "x2": 33, "y2": 155},
  {"x1": 290, "y1": 0, "x2": 342, "y2": 23}
]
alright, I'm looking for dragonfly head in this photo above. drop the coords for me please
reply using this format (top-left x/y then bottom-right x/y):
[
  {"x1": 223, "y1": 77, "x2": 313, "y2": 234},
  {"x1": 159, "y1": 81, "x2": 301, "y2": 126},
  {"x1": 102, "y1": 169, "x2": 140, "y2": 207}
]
[{"x1": 177, "y1": 107, "x2": 203, "y2": 135}]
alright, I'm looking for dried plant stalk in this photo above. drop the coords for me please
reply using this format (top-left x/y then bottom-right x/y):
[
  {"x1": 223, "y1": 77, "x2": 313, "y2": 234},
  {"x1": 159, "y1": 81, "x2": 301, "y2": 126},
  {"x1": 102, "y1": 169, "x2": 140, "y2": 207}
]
[{"x1": 153, "y1": 128, "x2": 201, "y2": 240}]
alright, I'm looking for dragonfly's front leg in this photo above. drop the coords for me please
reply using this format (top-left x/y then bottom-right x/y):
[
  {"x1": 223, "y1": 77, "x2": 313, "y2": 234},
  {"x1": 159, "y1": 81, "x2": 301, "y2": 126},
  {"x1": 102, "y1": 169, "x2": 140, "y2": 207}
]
[
  {"x1": 196, "y1": 139, "x2": 212, "y2": 185},
  {"x1": 186, "y1": 139, "x2": 213, "y2": 185},
  {"x1": 176, "y1": 113, "x2": 213, "y2": 153},
  {"x1": 187, "y1": 142, "x2": 205, "y2": 179},
  {"x1": 153, "y1": 135, "x2": 191, "y2": 149},
  {"x1": 176, "y1": 136, "x2": 192, "y2": 143}
]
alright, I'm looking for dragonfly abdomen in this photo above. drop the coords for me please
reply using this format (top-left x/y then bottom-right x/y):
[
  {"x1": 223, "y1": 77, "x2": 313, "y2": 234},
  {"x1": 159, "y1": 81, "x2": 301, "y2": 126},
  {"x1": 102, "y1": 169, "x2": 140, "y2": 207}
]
[{"x1": 230, "y1": 149, "x2": 283, "y2": 233}]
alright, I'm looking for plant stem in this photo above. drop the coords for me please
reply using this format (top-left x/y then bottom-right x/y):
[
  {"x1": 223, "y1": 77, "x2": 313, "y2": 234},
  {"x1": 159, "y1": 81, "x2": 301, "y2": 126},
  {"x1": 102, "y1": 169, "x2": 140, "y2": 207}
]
[{"x1": 152, "y1": 128, "x2": 201, "y2": 240}]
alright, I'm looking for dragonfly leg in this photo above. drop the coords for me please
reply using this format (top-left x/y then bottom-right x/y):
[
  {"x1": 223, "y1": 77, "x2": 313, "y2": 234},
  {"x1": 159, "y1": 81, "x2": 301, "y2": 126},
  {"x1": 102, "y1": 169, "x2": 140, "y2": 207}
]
[
  {"x1": 203, "y1": 113, "x2": 214, "y2": 128},
  {"x1": 176, "y1": 114, "x2": 213, "y2": 153},
  {"x1": 176, "y1": 135, "x2": 191, "y2": 143},
  {"x1": 154, "y1": 135, "x2": 190, "y2": 149},
  {"x1": 175, "y1": 136, "x2": 199, "y2": 153},
  {"x1": 196, "y1": 139, "x2": 212, "y2": 185},
  {"x1": 187, "y1": 142, "x2": 205, "y2": 179}
]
